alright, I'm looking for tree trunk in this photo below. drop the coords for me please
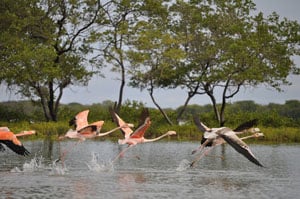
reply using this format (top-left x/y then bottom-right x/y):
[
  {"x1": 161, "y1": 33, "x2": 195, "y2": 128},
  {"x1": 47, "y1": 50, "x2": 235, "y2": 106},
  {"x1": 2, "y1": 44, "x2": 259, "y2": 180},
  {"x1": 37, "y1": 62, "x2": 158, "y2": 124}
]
[
  {"x1": 205, "y1": 85, "x2": 222, "y2": 126},
  {"x1": 148, "y1": 84, "x2": 173, "y2": 125},
  {"x1": 176, "y1": 84, "x2": 200, "y2": 123},
  {"x1": 48, "y1": 81, "x2": 57, "y2": 121},
  {"x1": 176, "y1": 93, "x2": 194, "y2": 123},
  {"x1": 116, "y1": 65, "x2": 125, "y2": 114}
]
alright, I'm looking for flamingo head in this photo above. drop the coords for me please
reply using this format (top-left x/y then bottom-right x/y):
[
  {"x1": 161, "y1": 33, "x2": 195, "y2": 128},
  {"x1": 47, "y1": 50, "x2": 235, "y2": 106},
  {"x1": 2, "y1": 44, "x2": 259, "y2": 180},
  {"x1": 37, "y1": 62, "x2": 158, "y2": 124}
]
[
  {"x1": 58, "y1": 135, "x2": 65, "y2": 140},
  {"x1": 249, "y1": 127, "x2": 261, "y2": 133},
  {"x1": 254, "y1": 132, "x2": 264, "y2": 138},
  {"x1": 125, "y1": 123, "x2": 134, "y2": 128},
  {"x1": 20, "y1": 130, "x2": 36, "y2": 135},
  {"x1": 167, "y1": 131, "x2": 176, "y2": 136}
]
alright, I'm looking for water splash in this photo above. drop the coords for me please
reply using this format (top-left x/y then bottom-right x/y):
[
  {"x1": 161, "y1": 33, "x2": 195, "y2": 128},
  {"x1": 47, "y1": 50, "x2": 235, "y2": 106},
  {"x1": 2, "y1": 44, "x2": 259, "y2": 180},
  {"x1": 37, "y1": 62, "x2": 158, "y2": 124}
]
[
  {"x1": 9, "y1": 155, "x2": 68, "y2": 175},
  {"x1": 10, "y1": 167, "x2": 22, "y2": 173},
  {"x1": 86, "y1": 152, "x2": 114, "y2": 172},
  {"x1": 49, "y1": 161, "x2": 68, "y2": 175},
  {"x1": 22, "y1": 156, "x2": 45, "y2": 172},
  {"x1": 10, "y1": 156, "x2": 45, "y2": 173},
  {"x1": 176, "y1": 159, "x2": 191, "y2": 172}
]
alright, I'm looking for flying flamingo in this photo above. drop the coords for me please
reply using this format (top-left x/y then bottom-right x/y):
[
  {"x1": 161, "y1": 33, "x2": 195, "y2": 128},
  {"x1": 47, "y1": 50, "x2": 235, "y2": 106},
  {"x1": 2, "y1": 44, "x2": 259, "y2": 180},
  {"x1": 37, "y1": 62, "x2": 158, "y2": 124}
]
[
  {"x1": 190, "y1": 116, "x2": 264, "y2": 168},
  {"x1": 59, "y1": 110, "x2": 134, "y2": 140},
  {"x1": 0, "y1": 127, "x2": 36, "y2": 156},
  {"x1": 109, "y1": 108, "x2": 176, "y2": 162},
  {"x1": 57, "y1": 110, "x2": 133, "y2": 163}
]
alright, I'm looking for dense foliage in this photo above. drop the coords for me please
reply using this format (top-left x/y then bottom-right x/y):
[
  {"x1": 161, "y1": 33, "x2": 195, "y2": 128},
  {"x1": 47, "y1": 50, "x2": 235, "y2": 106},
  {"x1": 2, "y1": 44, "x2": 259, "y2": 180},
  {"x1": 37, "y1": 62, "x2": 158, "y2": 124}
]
[
  {"x1": 1, "y1": 99, "x2": 300, "y2": 127},
  {"x1": 0, "y1": 100, "x2": 299, "y2": 143},
  {"x1": 1, "y1": 0, "x2": 299, "y2": 124}
]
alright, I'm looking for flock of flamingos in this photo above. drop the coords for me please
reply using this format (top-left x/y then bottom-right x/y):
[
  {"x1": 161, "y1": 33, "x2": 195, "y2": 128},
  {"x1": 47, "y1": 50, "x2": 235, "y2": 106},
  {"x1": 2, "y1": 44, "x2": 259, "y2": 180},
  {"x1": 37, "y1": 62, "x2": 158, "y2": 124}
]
[{"x1": 0, "y1": 108, "x2": 265, "y2": 168}]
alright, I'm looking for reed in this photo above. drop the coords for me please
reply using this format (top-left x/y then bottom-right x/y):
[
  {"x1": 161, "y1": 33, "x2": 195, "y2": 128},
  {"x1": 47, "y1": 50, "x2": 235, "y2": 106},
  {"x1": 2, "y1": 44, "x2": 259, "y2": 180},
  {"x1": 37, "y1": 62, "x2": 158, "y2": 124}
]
[
  {"x1": 1, "y1": 121, "x2": 299, "y2": 143},
  {"x1": 258, "y1": 127, "x2": 300, "y2": 143}
]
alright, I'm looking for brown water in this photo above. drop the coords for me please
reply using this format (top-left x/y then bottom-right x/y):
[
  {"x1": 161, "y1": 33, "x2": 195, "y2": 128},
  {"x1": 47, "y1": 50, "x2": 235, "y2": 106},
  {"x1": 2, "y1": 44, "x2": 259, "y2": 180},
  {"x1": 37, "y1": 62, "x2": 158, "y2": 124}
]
[{"x1": 0, "y1": 140, "x2": 299, "y2": 198}]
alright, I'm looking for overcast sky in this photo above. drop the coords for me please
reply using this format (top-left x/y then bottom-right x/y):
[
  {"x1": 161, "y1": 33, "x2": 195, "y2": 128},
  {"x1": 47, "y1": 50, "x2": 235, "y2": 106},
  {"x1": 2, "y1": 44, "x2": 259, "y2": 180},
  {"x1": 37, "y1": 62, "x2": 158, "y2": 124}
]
[{"x1": 1, "y1": 0, "x2": 299, "y2": 108}]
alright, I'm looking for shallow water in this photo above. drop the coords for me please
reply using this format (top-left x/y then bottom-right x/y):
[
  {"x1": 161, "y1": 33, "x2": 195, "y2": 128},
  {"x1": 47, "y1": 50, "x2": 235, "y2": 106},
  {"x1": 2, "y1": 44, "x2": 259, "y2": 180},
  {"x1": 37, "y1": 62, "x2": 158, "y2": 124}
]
[{"x1": 0, "y1": 140, "x2": 299, "y2": 198}]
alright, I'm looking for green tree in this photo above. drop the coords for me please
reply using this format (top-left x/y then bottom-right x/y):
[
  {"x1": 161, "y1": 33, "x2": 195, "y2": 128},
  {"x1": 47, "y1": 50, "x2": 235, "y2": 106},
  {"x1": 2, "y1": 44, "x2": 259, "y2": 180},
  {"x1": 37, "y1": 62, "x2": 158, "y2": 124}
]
[
  {"x1": 0, "y1": 0, "x2": 101, "y2": 121},
  {"x1": 127, "y1": 1, "x2": 184, "y2": 124},
  {"x1": 167, "y1": 0, "x2": 300, "y2": 126},
  {"x1": 89, "y1": 0, "x2": 145, "y2": 114}
]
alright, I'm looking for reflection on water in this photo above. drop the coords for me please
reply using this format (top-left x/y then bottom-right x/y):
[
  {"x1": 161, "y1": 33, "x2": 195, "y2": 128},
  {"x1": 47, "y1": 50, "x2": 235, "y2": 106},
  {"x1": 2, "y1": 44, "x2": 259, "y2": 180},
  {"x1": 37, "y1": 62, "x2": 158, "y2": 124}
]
[{"x1": 0, "y1": 140, "x2": 299, "y2": 198}]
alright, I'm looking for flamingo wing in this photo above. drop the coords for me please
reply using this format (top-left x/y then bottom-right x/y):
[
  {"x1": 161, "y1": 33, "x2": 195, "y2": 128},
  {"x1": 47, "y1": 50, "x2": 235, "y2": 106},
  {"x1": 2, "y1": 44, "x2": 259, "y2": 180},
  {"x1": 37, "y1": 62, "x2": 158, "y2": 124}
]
[
  {"x1": 130, "y1": 117, "x2": 151, "y2": 139},
  {"x1": 234, "y1": 119, "x2": 258, "y2": 132},
  {"x1": 0, "y1": 140, "x2": 30, "y2": 156},
  {"x1": 109, "y1": 107, "x2": 133, "y2": 138},
  {"x1": 0, "y1": 143, "x2": 5, "y2": 152},
  {"x1": 217, "y1": 128, "x2": 263, "y2": 167},
  {"x1": 78, "y1": 125, "x2": 98, "y2": 135},
  {"x1": 89, "y1": 121, "x2": 104, "y2": 132},
  {"x1": 193, "y1": 115, "x2": 211, "y2": 132},
  {"x1": 138, "y1": 108, "x2": 149, "y2": 127},
  {"x1": 69, "y1": 110, "x2": 89, "y2": 131}
]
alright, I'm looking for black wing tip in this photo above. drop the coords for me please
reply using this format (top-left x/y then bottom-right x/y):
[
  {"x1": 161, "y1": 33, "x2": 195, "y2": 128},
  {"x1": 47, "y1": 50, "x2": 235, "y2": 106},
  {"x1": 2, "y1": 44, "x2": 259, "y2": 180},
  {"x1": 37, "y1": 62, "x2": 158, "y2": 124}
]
[
  {"x1": 69, "y1": 117, "x2": 76, "y2": 127},
  {"x1": 109, "y1": 106, "x2": 126, "y2": 135},
  {"x1": 219, "y1": 134, "x2": 264, "y2": 167},
  {"x1": 78, "y1": 125, "x2": 97, "y2": 134},
  {"x1": 23, "y1": 148, "x2": 30, "y2": 156},
  {"x1": 16, "y1": 145, "x2": 30, "y2": 156},
  {"x1": 234, "y1": 119, "x2": 259, "y2": 132},
  {"x1": 138, "y1": 108, "x2": 150, "y2": 126},
  {"x1": 0, "y1": 144, "x2": 5, "y2": 152},
  {"x1": 109, "y1": 106, "x2": 118, "y2": 123},
  {"x1": 253, "y1": 158, "x2": 264, "y2": 167},
  {"x1": 2, "y1": 141, "x2": 31, "y2": 156}
]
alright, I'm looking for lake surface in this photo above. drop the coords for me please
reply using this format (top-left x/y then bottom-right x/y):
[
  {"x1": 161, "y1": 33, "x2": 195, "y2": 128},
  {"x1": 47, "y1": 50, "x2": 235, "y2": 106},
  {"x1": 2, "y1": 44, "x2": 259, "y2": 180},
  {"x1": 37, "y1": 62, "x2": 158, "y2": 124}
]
[{"x1": 0, "y1": 140, "x2": 299, "y2": 199}]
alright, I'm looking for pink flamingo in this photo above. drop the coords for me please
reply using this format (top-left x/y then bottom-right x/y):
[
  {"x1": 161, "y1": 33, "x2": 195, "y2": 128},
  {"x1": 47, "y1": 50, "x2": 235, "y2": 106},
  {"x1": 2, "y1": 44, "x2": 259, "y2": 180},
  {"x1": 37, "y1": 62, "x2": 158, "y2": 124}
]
[
  {"x1": 57, "y1": 110, "x2": 133, "y2": 163},
  {"x1": 190, "y1": 116, "x2": 264, "y2": 168},
  {"x1": 0, "y1": 127, "x2": 36, "y2": 156},
  {"x1": 59, "y1": 110, "x2": 133, "y2": 140},
  {"x1": 110, "y1": 108, "x2": 176, "y2": 162}
]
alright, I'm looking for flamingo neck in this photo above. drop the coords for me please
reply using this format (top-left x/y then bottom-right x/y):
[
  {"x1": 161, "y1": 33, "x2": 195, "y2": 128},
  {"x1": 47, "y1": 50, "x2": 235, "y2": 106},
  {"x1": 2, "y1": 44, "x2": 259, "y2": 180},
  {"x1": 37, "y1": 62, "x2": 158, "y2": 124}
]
[
  {"x1": 98, "y1": 126, "x2": 124, "y2": 137},
  {"x1": 143, "y1": 132, "x2": 170, "y2": 143},
  {"x1": 15, "y1": 131, "x2": 35, "y2": 137}
]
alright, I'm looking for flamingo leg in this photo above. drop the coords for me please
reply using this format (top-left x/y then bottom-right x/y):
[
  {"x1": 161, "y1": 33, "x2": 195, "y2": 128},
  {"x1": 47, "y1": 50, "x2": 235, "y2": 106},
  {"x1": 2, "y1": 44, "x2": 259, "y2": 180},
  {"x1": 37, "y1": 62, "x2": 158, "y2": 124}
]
[
  {"x1": 190, "y1": 146, "x2": 215, "y2": 168},
  {"x1": 191, "y1": 139, "x2": 210, "y2": 154},
  {"x1": 56, "y1": 140, "x2": 82, "y2": 166},
  {"x1": 112, "y1": 145, "x2": 133, "y2": 163},
  {"x1": 191, "y1": 144, "x2": 205, "y2": 155},
  {"x1": 206, "y1": 154, "x2": 225, "y2": 160}
]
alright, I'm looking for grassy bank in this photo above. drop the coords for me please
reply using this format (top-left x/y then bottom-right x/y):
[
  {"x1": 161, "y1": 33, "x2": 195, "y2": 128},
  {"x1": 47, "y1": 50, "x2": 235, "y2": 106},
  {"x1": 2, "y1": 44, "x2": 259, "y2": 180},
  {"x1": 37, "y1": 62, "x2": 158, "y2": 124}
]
[{"x1": 1, "y1": 121, "x2": 300, "y2": 144}]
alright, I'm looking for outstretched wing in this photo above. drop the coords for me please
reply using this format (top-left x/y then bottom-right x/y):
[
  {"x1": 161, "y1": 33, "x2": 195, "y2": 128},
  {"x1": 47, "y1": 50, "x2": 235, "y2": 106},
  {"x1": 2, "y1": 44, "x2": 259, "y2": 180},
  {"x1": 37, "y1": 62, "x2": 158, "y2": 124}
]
[
  {"x1": 77, "y1": 125, "x2": 98, "y2": 135},
  {"x1": 0, "y1": 143, "x2": 5, "y2": 152},
  {"x1": 0, "y1": 140, "x2": 30, "y2": 156},
  {"x1": 109, "y1": 107, "x2": 133, "y2": 138},
  {"x1": 234, "y1": 119, "x2": 258, "y2": 132},
  {"x1": 69, "y1": 110, "x2": 89, "y2": 131},
  {"x1": 217, "y1": 128, "x2": 263, "y2": 167},
  {"x1": 89, "y1": 121, "x2": 104, "y2": 133},
  {"x1": 193, "y1": 115, "x2": 211, "y2": 132},
  {"x1": 130, "y1": 117, "x2": 151, "y2": 139}
]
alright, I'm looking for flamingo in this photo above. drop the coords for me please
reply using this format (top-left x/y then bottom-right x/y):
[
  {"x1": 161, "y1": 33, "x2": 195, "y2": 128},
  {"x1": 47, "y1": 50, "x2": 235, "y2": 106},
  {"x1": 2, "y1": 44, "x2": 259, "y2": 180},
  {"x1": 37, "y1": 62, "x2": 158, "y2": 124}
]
[
  {"x1": 0, "y1": 127, "x2": 36, "y2": 156},
  {"x1": 59, "y1": 110, "x2": 134, "y2": 140},
  {"x1": 109, "y1": 108, "x2": 176, "y2": 161},
  {"x1": 57, "y1": 110, "x2": 133, "y2": 163},
  {"x1": 190, "y1": 116, "x2": 264, "y2": 168}
]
